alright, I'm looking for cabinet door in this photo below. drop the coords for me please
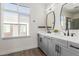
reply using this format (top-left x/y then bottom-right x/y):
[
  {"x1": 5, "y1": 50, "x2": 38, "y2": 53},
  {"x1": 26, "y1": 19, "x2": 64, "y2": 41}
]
[
  {"x1": 54, "y1": 39, "x2": 61, "y2": 56},
  {"x1": 38, "y1": 34, "x2": 43, "y2": 50},
  {"x1": 42, "y1": 36, "x2": 49, "y2": 55},
  {"x1": 48, "y1": 38, "x2": 55, "y2": 56},
  {"x1": 61, "y1": 46, "x2": 78, "y2": 56}
]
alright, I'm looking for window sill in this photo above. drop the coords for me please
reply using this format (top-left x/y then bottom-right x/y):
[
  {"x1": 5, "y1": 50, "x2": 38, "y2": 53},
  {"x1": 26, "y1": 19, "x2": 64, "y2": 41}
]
[{"x1": 1, "y1": 36, "x2": 31, "y2": 40}]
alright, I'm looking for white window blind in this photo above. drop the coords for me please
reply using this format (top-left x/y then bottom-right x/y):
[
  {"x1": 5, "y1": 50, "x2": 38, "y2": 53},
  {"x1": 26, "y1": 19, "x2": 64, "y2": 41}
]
[{"x1": 1, "y1": 3, "x2": 30, "y2": 38}]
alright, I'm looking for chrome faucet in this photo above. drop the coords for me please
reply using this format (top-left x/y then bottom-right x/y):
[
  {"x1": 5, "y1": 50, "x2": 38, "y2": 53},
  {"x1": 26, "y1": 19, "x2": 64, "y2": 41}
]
[
  {"x1": 63, "y1": 30, "x2": 70, "y2": 36},
  {"x1": 64, "y1": 30, "x2": 76, "y2": 37},
  {"x1": 67, "y1": 30, "x2": 69, "y2": 36}
]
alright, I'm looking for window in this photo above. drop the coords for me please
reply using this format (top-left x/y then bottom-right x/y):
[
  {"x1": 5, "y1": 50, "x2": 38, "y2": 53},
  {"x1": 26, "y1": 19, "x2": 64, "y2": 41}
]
[
  {"x1": 1, "y1": 3, "x2": 30, "y2": 38},
  {"x1": 20, "y1": 25, "x2": 27, "y2": 36}
]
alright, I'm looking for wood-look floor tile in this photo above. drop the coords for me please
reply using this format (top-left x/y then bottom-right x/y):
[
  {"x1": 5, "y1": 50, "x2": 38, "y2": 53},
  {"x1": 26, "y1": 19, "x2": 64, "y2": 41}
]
[{"x1": 4, "y1": 48, "x2": 46, "y2": 56}]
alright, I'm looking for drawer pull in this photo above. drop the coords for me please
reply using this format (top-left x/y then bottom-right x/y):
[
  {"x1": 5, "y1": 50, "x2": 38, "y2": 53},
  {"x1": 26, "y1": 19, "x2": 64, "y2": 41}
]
[
  {"x1": 40, "y1": 38, "x2": 42, "y2": 42},
  {"x1": 70, "y1": 45, "x2": 79, "y2": 49},
  {"x1": 55, "y1": 45, "x2": 61, "y2": 53}
]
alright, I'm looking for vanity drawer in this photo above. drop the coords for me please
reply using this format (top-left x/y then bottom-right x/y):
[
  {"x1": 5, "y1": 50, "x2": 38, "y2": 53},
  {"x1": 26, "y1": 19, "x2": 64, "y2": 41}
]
[
  {"x1": 68, "y1": 41, "x2": 79, "y2": 55},
  {"x1": 54, "y1": 38, "x2": 68, "y2": 47}
]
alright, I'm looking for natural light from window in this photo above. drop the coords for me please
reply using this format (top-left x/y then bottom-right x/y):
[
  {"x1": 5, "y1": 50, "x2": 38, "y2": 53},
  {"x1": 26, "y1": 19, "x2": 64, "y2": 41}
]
[{"x1": 1, "y1": 3, "x2": 30, "y2": 38}]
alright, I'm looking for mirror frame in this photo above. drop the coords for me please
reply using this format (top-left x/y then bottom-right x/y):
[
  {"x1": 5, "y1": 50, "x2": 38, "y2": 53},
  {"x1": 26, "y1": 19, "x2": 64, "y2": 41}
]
[
  {"x1": 46, "y1": 11, "x2": 55, "y2": 31},
  {"x1": 60, "y1": 3, "x2": 68, "y2": 30}
]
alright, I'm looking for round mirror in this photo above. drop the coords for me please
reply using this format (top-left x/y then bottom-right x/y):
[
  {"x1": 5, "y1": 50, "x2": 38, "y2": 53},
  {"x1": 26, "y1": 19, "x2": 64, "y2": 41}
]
[
  {"x1": 60, "y1": 3, "x2": 79, "y2": 31},
  {"x1": 46, "y1": 11, "x2": 55, "y2": 32}
]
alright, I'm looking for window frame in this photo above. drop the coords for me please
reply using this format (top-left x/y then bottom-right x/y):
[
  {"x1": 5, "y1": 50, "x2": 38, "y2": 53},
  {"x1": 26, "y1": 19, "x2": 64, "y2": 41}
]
[{"x1": 0, "y1": 3, "x2": 31, "y2": 39}]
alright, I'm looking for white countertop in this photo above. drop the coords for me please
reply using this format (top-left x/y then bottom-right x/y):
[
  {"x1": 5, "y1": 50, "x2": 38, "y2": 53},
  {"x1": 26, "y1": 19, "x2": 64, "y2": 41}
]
[{"x1": 38, "y1": 31, "x2": 79, "y2": 44}]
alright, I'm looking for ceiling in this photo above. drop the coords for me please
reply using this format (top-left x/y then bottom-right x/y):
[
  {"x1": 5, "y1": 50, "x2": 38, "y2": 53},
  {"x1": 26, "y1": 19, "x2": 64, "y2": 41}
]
[{"x1": 63, "y1": 3, "x2": 79, "y2": 14}]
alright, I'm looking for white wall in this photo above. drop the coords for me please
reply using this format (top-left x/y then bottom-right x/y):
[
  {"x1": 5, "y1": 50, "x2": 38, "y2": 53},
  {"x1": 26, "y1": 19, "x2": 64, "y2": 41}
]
[{"x1": 0, "y1": 3, "x2": 46, "y2": 55}]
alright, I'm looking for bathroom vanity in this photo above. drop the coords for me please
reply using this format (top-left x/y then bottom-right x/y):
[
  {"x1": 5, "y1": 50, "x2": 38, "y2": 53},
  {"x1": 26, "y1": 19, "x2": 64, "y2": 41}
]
[
  {"x1": 37, "y1": 32, "x2": 79, "y2": 56},
  {"x1": 37, "y1": 3, "x2": 79, "y2": 56}
]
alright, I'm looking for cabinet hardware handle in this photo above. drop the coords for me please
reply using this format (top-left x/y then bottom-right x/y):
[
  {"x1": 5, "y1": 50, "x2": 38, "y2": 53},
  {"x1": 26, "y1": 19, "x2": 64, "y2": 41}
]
[
  {"x1": 70, "y1": 45, "x2": 79, "y2": 49},
  {"x1": 55, "y1": 45, "x2": 61, "y2": 53},
  {"x1": 47, "y1": 38, "x2": 50, "y2": 39},
  {"x1": 40, "y1": 38, "x2": 42, "y2": 42}
]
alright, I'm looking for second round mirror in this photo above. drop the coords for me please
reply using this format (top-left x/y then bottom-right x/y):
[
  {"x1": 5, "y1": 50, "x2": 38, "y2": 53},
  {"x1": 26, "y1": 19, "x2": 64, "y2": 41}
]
[{"x1": 60, "y1": 3, "x2": 79, "y2": 30}]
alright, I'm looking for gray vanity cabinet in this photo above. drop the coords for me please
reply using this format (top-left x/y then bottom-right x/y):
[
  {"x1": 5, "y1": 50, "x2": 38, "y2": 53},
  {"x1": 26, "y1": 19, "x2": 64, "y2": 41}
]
[
  {"x1": 38, "y1": 34, "x2": 55, "y2": 56},
  {"x1": 38, "y1": 34, "x2": 48, "y2": 55},
  {"x1": 67, "y1": 41, "x2": 79, "y2": 56},
  {"x1": 54, "y1": 40, "x2": 61, "y2": 56},
  {"x1": 38, "y1": 33, "x2": 79, "y2": 56},
  {"x1": 38, "y1": 34, "x2": 44, "y2": 51},
  {"x1": 48, "y1": 37, "x2": 55, "y2": 56},
  {"x1": 61, "y1": 46, "x2": 78, "y2": 56},
  {"x1": 55, "y1": 42, "x2": 74, "y2": 56},
  {"x1": 43, "y1": 36, "x2": 56, "y2": 56},
  {"x1": 42, "y1": 36, "x2": 49, "y2": 55},
  {"x1": 54, "y1": 38, "x2": 68, "y2": 56},
  {"x1": 54, "y1": 38, "x2": 79, "y2": 56}
]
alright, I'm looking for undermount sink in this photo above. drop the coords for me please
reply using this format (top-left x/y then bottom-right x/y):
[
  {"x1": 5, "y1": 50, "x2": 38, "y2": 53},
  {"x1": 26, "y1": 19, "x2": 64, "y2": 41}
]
[{"x1": 47, "y1": 32, "x2": 51, "y2": 34}]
